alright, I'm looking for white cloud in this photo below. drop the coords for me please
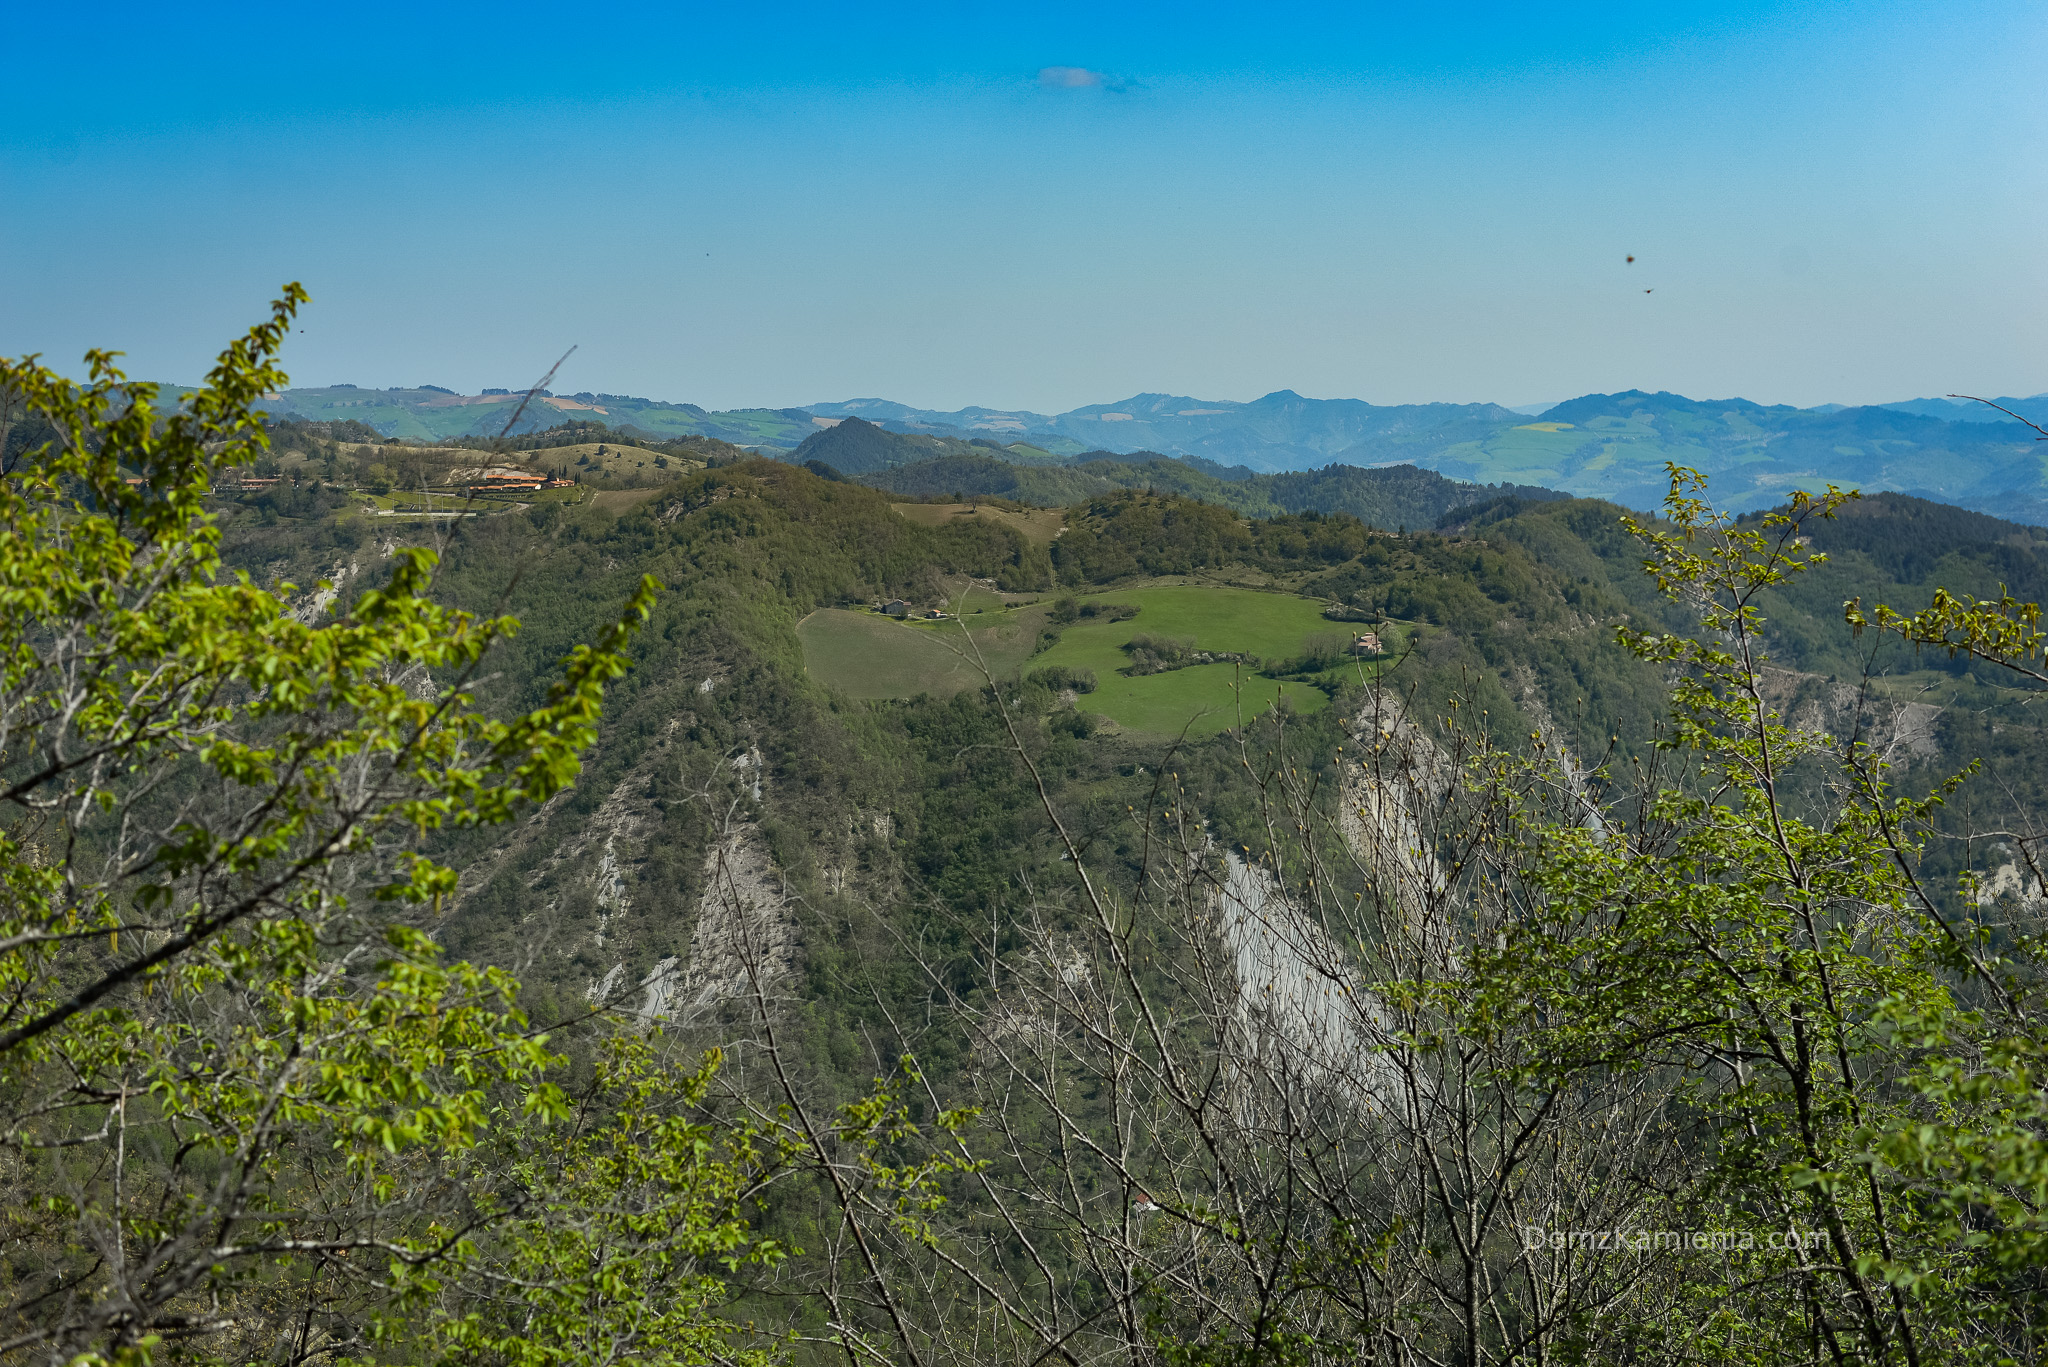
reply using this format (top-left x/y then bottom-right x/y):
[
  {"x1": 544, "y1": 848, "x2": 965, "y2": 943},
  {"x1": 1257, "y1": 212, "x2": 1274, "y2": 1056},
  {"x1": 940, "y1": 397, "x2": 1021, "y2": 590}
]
[{"x1": 1037, "y1": 66, "x2": 1104, "y2": 90}]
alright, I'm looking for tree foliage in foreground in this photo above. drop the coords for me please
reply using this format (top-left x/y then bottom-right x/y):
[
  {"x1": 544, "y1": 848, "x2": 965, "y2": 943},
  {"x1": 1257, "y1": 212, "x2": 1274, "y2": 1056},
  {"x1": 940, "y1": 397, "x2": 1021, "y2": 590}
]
[{"x1": 0, "y1": 295, "x2": 831, "y2": 1366}]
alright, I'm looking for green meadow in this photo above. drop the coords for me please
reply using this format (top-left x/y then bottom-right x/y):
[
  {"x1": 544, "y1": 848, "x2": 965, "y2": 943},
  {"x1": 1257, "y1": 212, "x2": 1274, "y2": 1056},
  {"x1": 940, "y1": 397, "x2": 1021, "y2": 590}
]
[
  {"x1": 798, "y1": 584, "x2": 1391, "y2": 736},
  {"x1": 1029, "y1": 585, "x2": 1342, "y2": 737},
  {"x1": 797, "y1": 605, "x2": 1050, "y2": 699}
]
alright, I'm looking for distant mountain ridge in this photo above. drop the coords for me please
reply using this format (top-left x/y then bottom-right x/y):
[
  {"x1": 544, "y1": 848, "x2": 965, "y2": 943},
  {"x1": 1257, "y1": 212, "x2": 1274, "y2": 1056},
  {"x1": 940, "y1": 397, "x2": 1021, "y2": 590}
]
[
  {"x1": 244, "y1": 381, "x2": 2048, "y2": 522},
  {"x1": 254, "y1": 385, "x2": 825, "y2": 449},
  {"x1": 808, "y1": 390, "x2": 1522, "y2": 470}
]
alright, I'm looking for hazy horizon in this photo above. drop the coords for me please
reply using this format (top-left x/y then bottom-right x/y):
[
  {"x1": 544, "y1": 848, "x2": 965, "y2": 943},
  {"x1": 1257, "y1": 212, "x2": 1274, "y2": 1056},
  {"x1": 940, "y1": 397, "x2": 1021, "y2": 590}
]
[
  {"x1": 5, "y1": 1, "x2": 2044, "y2": 412},
  {"x1": 213, "y1": 380, "x2": 2041, "y2": 419}
]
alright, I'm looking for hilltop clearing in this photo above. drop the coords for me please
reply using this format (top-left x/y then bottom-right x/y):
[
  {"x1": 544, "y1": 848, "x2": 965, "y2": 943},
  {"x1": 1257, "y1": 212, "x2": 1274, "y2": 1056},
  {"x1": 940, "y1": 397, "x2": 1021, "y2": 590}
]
[
  {"x1": 402, "y1": 441, "x2": 690, "y2": 479},
  {"x1": 889, "y1": 500, "x2": 1064, "y2": 543},
  {"x1": 1027, "y1": 584, "x2": 1348, "y2": 737},
  {"x1": 797, "y1": 603, "x2": 1051, "y2": 699},
  {"x1": 521, "y1": 441, "x2": 702, "y2": 480}
]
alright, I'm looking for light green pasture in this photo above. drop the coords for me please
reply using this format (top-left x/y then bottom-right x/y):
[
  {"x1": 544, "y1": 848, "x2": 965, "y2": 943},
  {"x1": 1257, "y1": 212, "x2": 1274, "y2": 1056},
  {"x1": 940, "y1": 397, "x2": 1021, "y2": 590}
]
[
  {"x1": 798, "y1": 606, "x2": 1050, "y2": 699},
  {"x1": 1030, "y1": 585, "x2": 1338, "y2": 737}
]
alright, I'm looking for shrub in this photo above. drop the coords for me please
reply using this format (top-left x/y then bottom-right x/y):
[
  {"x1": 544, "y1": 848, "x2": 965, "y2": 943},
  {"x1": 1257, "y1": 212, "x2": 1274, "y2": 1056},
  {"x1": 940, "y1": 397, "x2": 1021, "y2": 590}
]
[{"x1": 1027, "y1": 665, "x2": 1098, "y2": 694}]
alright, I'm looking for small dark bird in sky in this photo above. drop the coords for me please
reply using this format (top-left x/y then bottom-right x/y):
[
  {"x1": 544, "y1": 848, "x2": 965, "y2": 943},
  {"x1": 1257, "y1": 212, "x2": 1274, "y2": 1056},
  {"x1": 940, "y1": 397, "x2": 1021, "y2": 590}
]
[
  {"x1": 1644, "y1": 289, "x2": 1653, "y2": 293},
  {"x1": 1627, "y1": 255, "x2": 1635, "y2": 263}
]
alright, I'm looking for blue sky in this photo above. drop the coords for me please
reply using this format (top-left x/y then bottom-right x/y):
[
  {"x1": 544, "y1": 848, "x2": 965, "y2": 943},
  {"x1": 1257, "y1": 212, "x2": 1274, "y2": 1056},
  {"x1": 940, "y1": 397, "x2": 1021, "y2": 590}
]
[{"x1": 2, "y1": 1, "x2": 2043, "y2": 411}]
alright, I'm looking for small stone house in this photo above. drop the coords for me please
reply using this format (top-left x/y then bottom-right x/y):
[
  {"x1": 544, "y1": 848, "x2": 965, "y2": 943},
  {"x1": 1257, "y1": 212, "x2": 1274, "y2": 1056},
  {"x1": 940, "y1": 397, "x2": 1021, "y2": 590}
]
[{"x1": 881, "y1": 599, "x2": 910, "y2": 617}]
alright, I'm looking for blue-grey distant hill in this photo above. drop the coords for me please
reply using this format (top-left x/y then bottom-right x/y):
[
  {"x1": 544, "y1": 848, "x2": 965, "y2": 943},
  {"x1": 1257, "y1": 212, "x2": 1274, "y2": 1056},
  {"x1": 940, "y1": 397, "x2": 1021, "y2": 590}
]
[
  {"x1": 813, "y1": 388, "x2": 2048, "y2": 519},
  {"x1": 809, "y1": 390, "x2": 1521, "y2": 470},
  {"x1": 1474, "y1": 390, "x2": 2048, "y2": 518},
  {"x1": 237, "y1": 381, "x2": 2048, "y2": 522},
  {"x1": 1876, "y1": 395, "x2": 2048, "y2": 426}
]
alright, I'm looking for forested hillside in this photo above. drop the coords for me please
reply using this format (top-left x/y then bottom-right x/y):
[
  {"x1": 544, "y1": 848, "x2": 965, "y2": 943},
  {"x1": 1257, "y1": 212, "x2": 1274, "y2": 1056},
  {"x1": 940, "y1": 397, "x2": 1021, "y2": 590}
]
[
  {"x1": 213, "y1": 439, "x2": 2048, "y2": 1074},
  {"x1": 838, "y1": 437, "x2": 1568, "y2": 531}
]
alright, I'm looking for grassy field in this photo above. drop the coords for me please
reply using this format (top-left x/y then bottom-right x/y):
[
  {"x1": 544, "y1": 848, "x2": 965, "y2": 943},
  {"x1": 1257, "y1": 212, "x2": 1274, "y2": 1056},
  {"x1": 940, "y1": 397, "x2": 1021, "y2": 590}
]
[
  {"x1": 526, "y1": 443, "x2": 701, "y2": 481},
  {"x1": 355, "y1": 490, "x2": 489, "y2": 519},
  {"x1": 352, "y1": 486, "x2": 587, "y2": 516},
  {"x1": 891, "y1": 503, "x2": 1064, "y2": 544},
  {"x1": 1030, "y1": 585, "x2": 1342, "y2": 737},
  {"x1": 342, "y1": 442, "x2": 700, "y2": 486},
  {"x1": 953, "y1": 586, "x2": 1009, "y2": 614},
  {"x1": 798, "y1": 605, "x2": 1052, "y2": 699},
  {"x1": 799, "y1": 584, "x2": 1384, "y2": 731}
]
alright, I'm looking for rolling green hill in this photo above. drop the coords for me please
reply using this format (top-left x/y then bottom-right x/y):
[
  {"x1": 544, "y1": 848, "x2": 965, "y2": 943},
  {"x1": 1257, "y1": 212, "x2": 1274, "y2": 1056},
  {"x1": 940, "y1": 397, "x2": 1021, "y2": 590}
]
[{"x1": 218, "y1": 461, "x2": 1677, "y2": 1023}]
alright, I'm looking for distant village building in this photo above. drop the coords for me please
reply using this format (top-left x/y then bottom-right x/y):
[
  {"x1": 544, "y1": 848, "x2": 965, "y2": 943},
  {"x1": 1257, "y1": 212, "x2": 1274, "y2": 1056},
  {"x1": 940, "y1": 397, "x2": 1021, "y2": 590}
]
[
  {"x1": 450, "y1": 466, "x2": 550, "y2": 493},
  {"x1": 881, "y1": 599, "x2": 910, "y2": 617},
  {"x1": 1353, "y1": 632, "x2": 1383, "y2": 656},
  {"x1": 464, "y1": 472, "x2": 545, "y2": 493}
]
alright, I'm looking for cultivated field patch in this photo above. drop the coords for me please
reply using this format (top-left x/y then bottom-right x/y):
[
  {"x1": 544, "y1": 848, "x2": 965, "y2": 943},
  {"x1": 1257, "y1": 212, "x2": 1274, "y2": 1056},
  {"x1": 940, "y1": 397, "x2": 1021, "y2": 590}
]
[
  {"x1": 798, "y1": 605, "x2": 1051, "y2": 699},
  {"x1": 589, "y1": 488, "x2": 664, "y2": 513},
  {"x1": 1029, "y1": 585, "x2": 1343, "y2": 737},
  {"x1": 529, "y1": 443, "x2": 701, "y2": 480}
]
